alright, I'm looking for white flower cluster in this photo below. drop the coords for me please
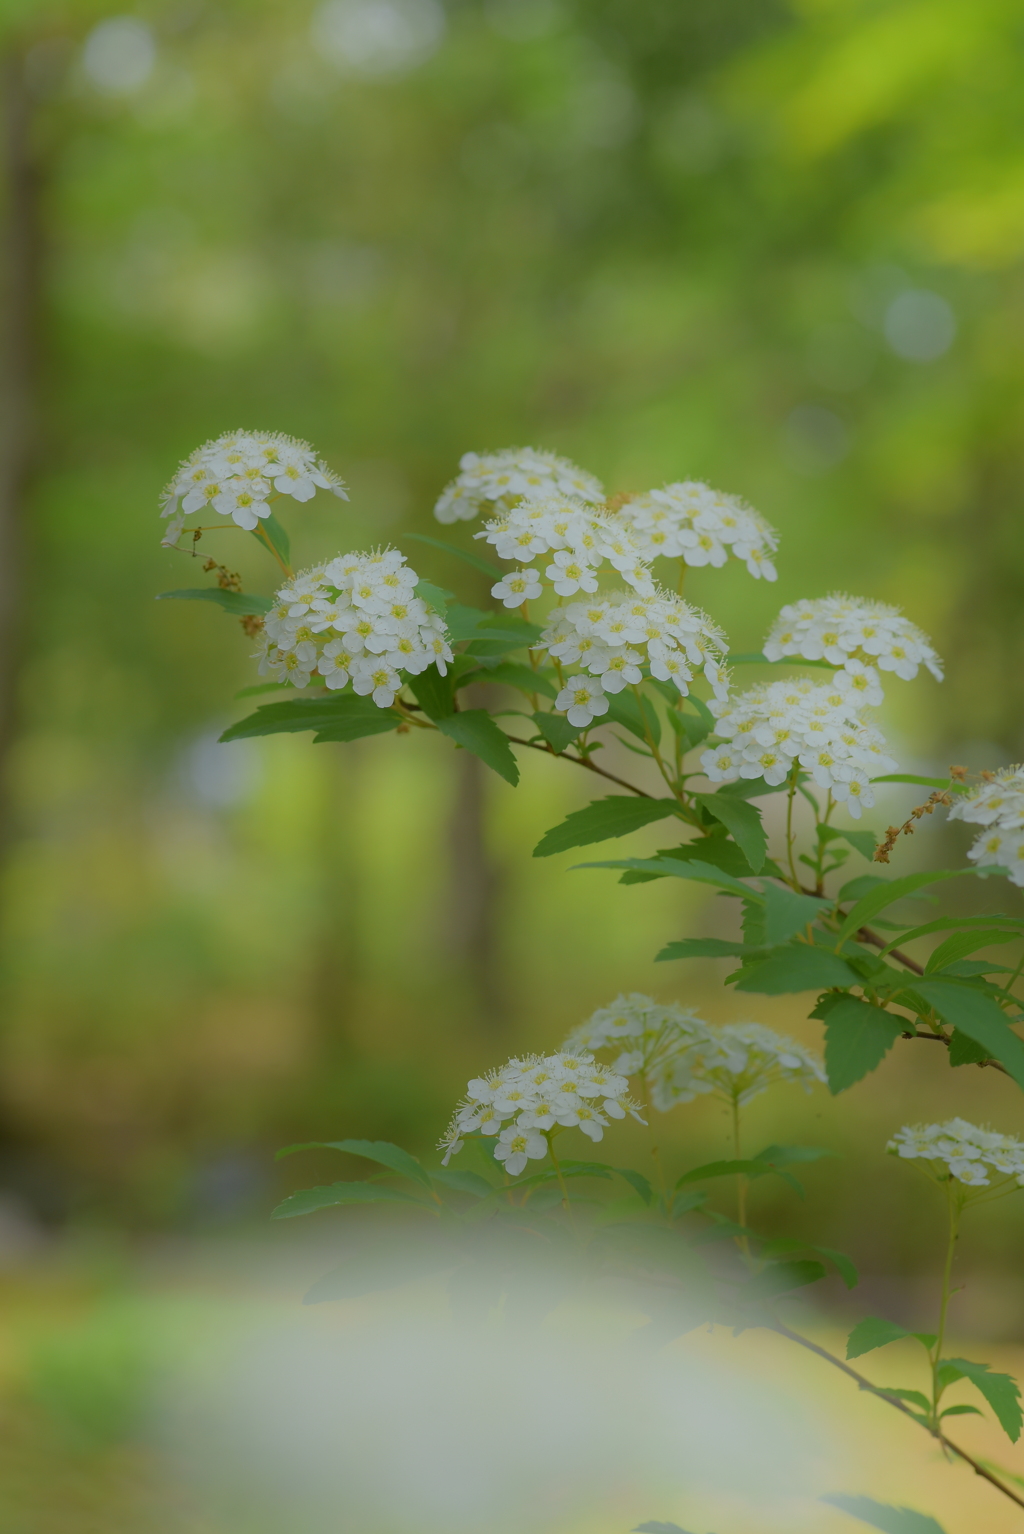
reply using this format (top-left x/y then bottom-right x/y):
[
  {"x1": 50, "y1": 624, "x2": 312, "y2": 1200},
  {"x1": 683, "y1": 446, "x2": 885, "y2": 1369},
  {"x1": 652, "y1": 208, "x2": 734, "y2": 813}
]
[
  {"x1": 537, "y1": 590, "x2": 729, "y2": 728},
  {"x1": 434, "y1": 447, "x2": 605, "y2": 524},
  {"x1": 477, "y1": 495, "x2": 654, "y2": 598},
  {"x1": 949, "y1": 766, "x2": 1024, "y2": 886},
  {"x1": 257, "y1": 548, "x2": 452, "y2": 703},
  {"x1": 700, "y1": 677, "x2": 898, "y2": 816},
  {"x1": 889, "y1": 1119, "x2": 1024, "y2": 1189},
  {"x1": 763, "y1": 595, "x2": 943, "y2": 686},
  {"x1": 438, "y1": 1050, "x2": 645, "y2": 1175},
  {"x1": 617, "y1": 482, "x2": 779, "y2": 581},
  {"x1": 567, "y1": 996, "x2": 825, "y2": 1110},
  {"x1": 161, "y1": 430, "x2": 347, "y2": 544}
]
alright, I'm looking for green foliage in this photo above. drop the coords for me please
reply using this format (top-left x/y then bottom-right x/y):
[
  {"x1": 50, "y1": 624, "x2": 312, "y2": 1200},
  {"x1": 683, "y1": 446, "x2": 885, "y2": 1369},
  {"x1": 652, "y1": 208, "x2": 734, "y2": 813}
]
[
  {"x1": 254, "y1": 513, "x2": 291, "y2": 566},
  {"x1": 479, "y1": 662, "x2": 558, "y2": 699},
  {"x1": 656, "y1": 938, "x2": 750, "y2": 961},
  {"x1": 156, "y1": 587, "x2": 273, "y2": 617},
  {"x1": 732, "y1": 944, "x2": 858, "y2": 994},
  {"x1": 403, "y1": 533, "x2": 503, "y2": 579},
  {"x1": 676, "y1": 1159, "x2": 805, "y2": 1197},
  {"x1": 937, "y1": 1359, "x2": 1023, "y2": 1441},
  {"x1": 531, "y1": 710, "x2": 582, "y2": 753},
  {"x1": 435, "y1": 710, "x2": 520, "y2": 785},
  {"x1": 819, "y1": 824, "x2": 879, "y2": 861},
  {"x1": 846, "y1": 1317, "x2": 915, "y2": 1360},
  {"x1": 836, "y1": 872, "x2": 977, "y2": 943},
  {"x1": 822, "y1": 997, "x2": 906, "y2": 1094},
  {"x1": 820, "y1": 1494, "x2": 947, "y2": 1534},
  {"x1": 270, "y1": 1181, "x2": 423, "y2": 1219},
  {"x1": 909, "y1": 980, "x2": 1024, "y2": 1090},
  {"x1": 603, "y1": 690, "x2": 662, "y2": 746},
  {"x1": 738, "y1": 1258, "x2": 827, "y2": 1301},
  {"x1": 275, "y1": 1137, "x2": 434, "y2": 1190},
  {"x1": 744, "y1": 884, "x2": 828, "y2": 946},
  {"x1": 692, "y1": 792, "x2": 767, "y2": 872},
  {"x1": 925, "y1": 929, "x2": 1017, "y2": 972},
  {"x1": 533, "y1": 796, "x2": 681, "y2": 857},
  {"x1": 219, "y1": 695, "x2": 399, "y2": 743}
]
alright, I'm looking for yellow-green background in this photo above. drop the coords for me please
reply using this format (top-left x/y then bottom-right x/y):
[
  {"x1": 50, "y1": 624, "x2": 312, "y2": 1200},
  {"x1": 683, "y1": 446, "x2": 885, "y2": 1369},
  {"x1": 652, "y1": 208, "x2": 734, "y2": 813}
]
[{"x1": 4, "y1": 1, "x2": 1024, "y2": 1528}]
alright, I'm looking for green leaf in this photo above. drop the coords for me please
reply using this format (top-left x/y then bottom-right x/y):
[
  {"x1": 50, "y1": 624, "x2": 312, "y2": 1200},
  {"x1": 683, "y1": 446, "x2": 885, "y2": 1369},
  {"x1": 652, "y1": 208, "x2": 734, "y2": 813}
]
[
  {"x1": 753, "y1": 1143, "x2": 837, "y2": 1167},
  {"x1": 758, "y1": 1236, "x2": 857, "y2": 1288},
  {"x1": 734, "y1": 944, "x2": 859, "y2": 995},
  {"x1": 275, "y1": 1137, "x2": 434, "y2": 1190},
  {"x1": 677, "y1": 1158, "x2": 804, "y2": 1196},
  {"x1": 824, "y1": 997, "x2": 906, "y2": 1094},
  {"x1": 413, "y1": 579, "x2": 454, "y2": 616},
  {"x1": 820, "y1": 824, "x2": 879, "y2": 861},
  {"x1": 156, "y1": 587, "x2": 274, "y2": 617},
  {"x1": 908, "y1": 979, "x2": 1024, "y2": 1091},
  {"x1": 270, "y1": 1181, "x2": 422, "y2": 1219},
  {"x1": 870, "y1": 773, "x2": 954, "y2": 789},
  {"x1": 533, "y1": 797, "x2": 680, "y2": 857},
  {"x1": 429, "y1": 1167, "x2": 495, "y2": 1198},
  {"x1": 846, "y1": 1317, "x2": 911, "y2": 1359},
  {"x1": 580, "y1": 856, "x2": 759, "y2": 900},
  {"x1": 837, "y1": 871, "x2": 975, "y2": 942},
  {"x1": 641, "y1": 837, "x2": 783, "y2": 885},
  {"x1": 880, "y1": 913, "x2": 1024, "y2": 954},
  {"x1": 717, "y1": 776, "x2": 796, "y2": 801},
  {"x1": 409, "y1": 668, "x2": 455, "y2": 721},
  {"x1": 692, "y1": 792, "x2": 767, "y2": 872},
  {"x1": 220, "y1": 694, "x2": 399, "y2": 744},
  {"x1": 251, "y1": 511, "x2": 291, "y2": 565},
  {"x1": 839, "y1": 874, "x2": 889, "y2": 902},
  {"x1": 940, "y1": 1403, "x2": 984, "y2": 1418},
  {"x1": 879, "y1": 1388, "x2": 932, "y2": 1412},
  {"x1": 948, "y1": 1028, "x2": 994, "y2": 1066},
  {"x1": 821, "y1": 1493, "x2": 947, "y2": 1534},
  {"x1": 531, "y1": 711, "x2": 582, "y2": 753},
  {"x1": 477, "y1": 662, "x2": 557, "y2": 699},
  {"x1": 656, "y1": 937, "x2": 751, "y2": 961},
  {"x1": 755, "y1": 883, "x2": 829, "y2": 945},
  {"x1": 663, "y1": 706, "x2": 711, "y2": 752},
  {"x1": 603, "y1": 689, "x2": 661, "y2": 746},
  {"x1": 615, "y1": 1168, "x2": 653, "y2": 1205},
  {"x1": 434, "y1": 709, "x2": 520, "y2": 785},
  {"x1": 926, "y1": 929, "x2": 1018, "y2": 972},
  {"x1": 404, "y1": 531, "x2": 504, "y2": 579},
  {"x1": 740, "y1": 1259, "x2": 826, "y2": 1301},
  {"x1": 937, "y1": 1359, "x2": 1022, "y2": 1441}
]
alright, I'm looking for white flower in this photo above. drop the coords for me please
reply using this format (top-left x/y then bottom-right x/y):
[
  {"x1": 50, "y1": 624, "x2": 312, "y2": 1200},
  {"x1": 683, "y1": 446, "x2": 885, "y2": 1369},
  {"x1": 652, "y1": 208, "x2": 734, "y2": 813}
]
[
  {"x1": 491, "y1": 568, "x2": 543, "y2": 608},
  {"x1": 949, "y1": 766, "x2": 1024, "y2": 887},
  {"x1": 476, "y1": 494, "x2": 654, "y2": 597},
  {"x1": 160, "y1": 430, "x2": 347, "y2": 545},
  {"x1": 546, "y1": 549, "x2": 600, "y2": 596},
  {"x1": 699, "y1": 675, "x2": 898, "y2": 802},
  {"x1": 493, "y1": 1125, "x2": 549, "y2": 1177},
  {"x1": 434, "y1": 447, "x2": 604, "y2": 524},
  {"x1": 888, "y1": 1120, "x2": 1024, "y2": 1188},
  {"x1": 615, "y1": 482, "x2": 779, "y2": 580},
  {"x1": 762, "y1": 594, "x2": 943, "y2": 690},
  {"x1": 555, "y1": 674, "x2": 609, "y2": 728},
  {"x1": 255, "y1": 549, "x2": 453, "y2": 705}
]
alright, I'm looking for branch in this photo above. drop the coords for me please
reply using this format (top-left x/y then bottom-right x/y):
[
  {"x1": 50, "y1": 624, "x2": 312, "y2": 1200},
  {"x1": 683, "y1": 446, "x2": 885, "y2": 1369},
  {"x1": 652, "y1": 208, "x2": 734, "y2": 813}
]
[
  {"x1": 771, "y1": 1319, "x2": 1024, "y2": 1514},
  {"x1": 856, "y1": 926, "x2": 924, "y2": 975},
  {"x1": 505, "y1": 735, "x2": 655, "y2": 799}
]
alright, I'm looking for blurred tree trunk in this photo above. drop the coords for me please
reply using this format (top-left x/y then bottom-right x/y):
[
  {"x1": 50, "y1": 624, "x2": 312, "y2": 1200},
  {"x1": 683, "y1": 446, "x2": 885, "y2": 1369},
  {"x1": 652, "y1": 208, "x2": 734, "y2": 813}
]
[
  {"x1": 309, "y1": 744, "x2": 362, "y2": 1059},
  {"x1": 447, "y1": 740, "x2": 505, "y2": 1031},
  {"x1": 0, "y1": 45, "x2": 41, "y2": 846}
]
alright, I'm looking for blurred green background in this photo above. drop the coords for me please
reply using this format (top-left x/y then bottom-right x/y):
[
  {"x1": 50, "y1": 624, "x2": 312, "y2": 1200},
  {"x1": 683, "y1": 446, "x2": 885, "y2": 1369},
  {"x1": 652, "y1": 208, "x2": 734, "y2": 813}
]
[{"x1": 2, "y1": 0, "x2": 1024, "y2": 1525}]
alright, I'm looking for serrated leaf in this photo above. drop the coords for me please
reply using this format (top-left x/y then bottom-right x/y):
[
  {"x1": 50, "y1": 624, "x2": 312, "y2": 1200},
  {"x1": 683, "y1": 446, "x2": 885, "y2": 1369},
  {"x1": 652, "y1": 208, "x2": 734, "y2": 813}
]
[
  {"x1": 908, "y1": 979, "x2": 1024, "y2": 1091},
  {"x1": 938, "y1": 1358, "x2": 1023, "y2": 1441},
  {"x1": 533, "y1": 796, "x2": 680, "y2": 857},
  {"x1": 531, "y1": 710, "x2": 582, "y2": 753},
  {"x1": 880, "y1": 912, "x2": 1024, "y2": 954},
  {"x1": 404, "y1": 531, "x2": 504, "y2": 579},
  {"x1": 925, "y1": 929, "x2": 1017, "y2": 973},
  {"x1": 741, "y1": 1259, "x2": 827, "y2": 1301},
  {"x1": 435, "y1": 710, "x2": 520, "y2": 784},
  {"x1": 663, "y1": 706, "x2": 711, "y2": 752},
  {"x1": 846, "y1": 1316, "x2": 910, "y2": 1359},
  {"x1": 156, "y1": 587, "x2": 274, "y2": 617},
  {"x1": 579, "y1": 856, "x2": 759, "y2": 900},
  {"x1": 734, "y1": 943, "x2": 858, "y2": 995},
  {"x1": 756, "y1": 883, "x2": 829, "y2": 945},
  {"x1": 603, "y1": 689, "x2": 661, "y2": 746},
  {"x1": 820, "y1": 824, "x2": 878, "y2": 861},
  {"x1": 692, "y1": 792, "x2": 767, "y2": 872},
  {"x1": 277, "y1": 1137, "x2": 434, "y2": 1190},
  {"x1": 824, "y1": 997, "x2": 906, "y2": 1094},
  {"x1": 837, "y1": 871, "x2": 976, "y2": 943},
  {"x1": 408, "y1": 667, "x2": 456, "y2": 721},
  {"x1": 252, "y1": 511, "x2": 291, "y2": 565},
  {"x1": 270, "y1": 1181, "x2": 422, "y2": 1219},
  {"x1": 839, "y1": 874, "x2": 889, "y2": 902},
  {"x1": 821, "y1": 1493, "x2": 947, "y2": 1534},
  {"x1": 413, "y1": 579, "x2": 454, "y2": 617},
  {"x1": 220, "y1": 695, "x2": 399, "y2": 744},
  {"x1": 948, "y1": 1028, "x2": 994, "y2": 1066},
  {"x1": 759, "y1": 1236, "x2": 857, "y2": 1288},
  {"x1": 676, "y1": 1158, "x2": 803, "y2": 1195},
  {"x1": 940, "y1": 1403, "x2": 983, "y2": 1418},
  {"x1": 656, "y1": 937, "x2": 752, "y2": 962},
  {"x1": 478, "y1": 662, "x2": 557, "y2": 699}
]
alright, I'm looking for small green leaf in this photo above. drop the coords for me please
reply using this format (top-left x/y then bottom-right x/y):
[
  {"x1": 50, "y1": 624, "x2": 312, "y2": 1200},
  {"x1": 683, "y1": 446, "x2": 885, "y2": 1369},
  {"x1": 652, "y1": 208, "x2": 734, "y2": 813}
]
[
  {"x1": 603, "y1": 689, "x2": 662, "y2": 746},
  {"x1": 579, "y1": 856, "x2": 759, "y2": 900},
  {"x1": 740, "y1": 1258, "x2": 826, "y2": 1301},
  {"x1": 824, "y1": 998, "x2": 906, "y2": 1094},
  {"x1": 820, "y1": 824, "x2": 879, "y2": 861},
  {"x1": 758, "y1": 1236, "x2": 857, "y2": 1288},
  {"x1": 948, "y1": 1028, "x2": 994, "y2": 1066},
  {"x1": 615, "y1": 1168, "x2": 653, "y2": 1205},
  {"x1": 404, "y1": 531, "x2": 504, "y2": 578},
  {"x1": 531, "y1": 711, "x2": 583, "y2": 753},
  {"x1": 692, "y1": 792, "x2": 767, "y2": 873},
  {"x1": 845, "y1": 1316, "x2": 910, "y2": 1360},
  {"x1": 274, "y1": 1138, "x2": 433, "y2": 1190},
  {"x1": 925, "y1": 929, "x2": 1017, "y2": 972},
  {"x1": 870, "y1": 773, "x2": 954, "y2": 789},
  {"x1": 938, "y1": 1358, "x2": 1023, "y2": 1441},
  {"x1": 656, "y1": 937, "x2": 751, "y2": 961},
  {"x1": 434, "y1": 709, "x2": 520, "y2": 784},
  {"x1": 220, "y1": 695, "x2": 400, "y2": 744},
  {"x1": 413, "y1": 579, "x2": 454, "y2": 616},
  {"x1": 409, "y1": 668, "x2": 456, "y2": 721},
  {"x1": 663, "y1": 706, "x2": 711, "y2": 752},
  {"x1": 908, "y1": 979, "x2": 1024, "y2": 1091},
  {"x1": 940, "y1": 1403, "x2": 983, "y2": 1418},
  {"x1": 676, "y1": 1158, "x2": 803, "y2": 1195},
  {"x1": 837, "y1": 871, "x2": 976, "y2": 944},
  {"x1": 478, "y1": 662, "x2": 557, "y2": 699},
  {"x1": 753, "y1": 1144, "x2": 836, "y2": 1166},
  {"x1": 534, "y1": 796, "x2": 680, "y2": 857},
  {"x1": 839, "y1": 874, "x2": 889, "y2": 902},
  {"x1": 756, "y1": 883, "x2": 829, "y2": 945},
  {"x1": 879, "y1": 1388, "x2": 932, "y2": 1412},
  {"x1": 270, "y1": 1181, "x2": 422, "y2": 1219},
  {"x1": 734, "y1": 944, "x2": 858, "y2": 995},
  {"x1": 821, "y1": 1493, "x2": 948, "y2": 1534},
  {"x1": 156, "y1": 587, "x2": 274, "y2": 617},
  {"x1": 252, "y1": 511, "x2": 291, "y2": 565}
]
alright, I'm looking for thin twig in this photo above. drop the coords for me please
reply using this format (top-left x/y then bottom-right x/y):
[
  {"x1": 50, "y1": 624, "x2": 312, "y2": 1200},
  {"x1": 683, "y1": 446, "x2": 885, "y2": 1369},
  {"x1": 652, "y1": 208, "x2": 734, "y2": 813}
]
[
  {"x1": 856, "y1": 925, "x2": 925, "y2": 975},
  {"x1": 771, "y1": 1319, "x2": 1024, "y2": 1514},
  {"x1": 504, "y1": 735, "x2": 655, "y2": 798}
]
